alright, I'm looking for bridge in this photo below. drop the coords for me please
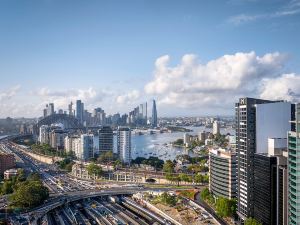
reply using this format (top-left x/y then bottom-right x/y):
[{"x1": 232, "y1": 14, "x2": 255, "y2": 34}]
[
  {"x1": 35, "y1": 114, "x2": 83, "y2": 133},
  {"x1": 21, "y1": 189, "x2": 140, "y2": 225}
]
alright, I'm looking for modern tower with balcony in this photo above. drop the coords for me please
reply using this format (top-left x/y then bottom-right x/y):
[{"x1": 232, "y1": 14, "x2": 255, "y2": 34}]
[
  {"x1": 235, "y1": 98, "x2": 292, "y2": 222},
  {"x1": 288, "y1": 103, "x2": 300, "y2": 225}
]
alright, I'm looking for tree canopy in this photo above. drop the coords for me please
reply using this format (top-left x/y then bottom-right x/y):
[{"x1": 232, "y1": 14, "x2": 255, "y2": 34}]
[
  {"x1": 97, "y1": 151, "x2": 115, "y2": 163},
  {"x1": 87, "y1": 163, "x2": 102, "y2": 177},
  {"x1": 132, "y1": 156, "x2": 164, "y2": 170},
  {"x1": 245, "y1": 218, "x2": 262, "y2": 225},
  {"x1": 10, "y1": 180, "x2": 49, "y2": 208},
  {"x1": 215, "y1": 197, "x2": 237, "y2": 218},
  {"x1": 163, "y1": 160, "x2": 175, "y2": 173}
]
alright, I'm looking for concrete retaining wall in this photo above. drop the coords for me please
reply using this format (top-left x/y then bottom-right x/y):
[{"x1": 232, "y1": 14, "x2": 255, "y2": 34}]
[{"x1": 139, "y1": 199, "x2": 183, "y2": 225}]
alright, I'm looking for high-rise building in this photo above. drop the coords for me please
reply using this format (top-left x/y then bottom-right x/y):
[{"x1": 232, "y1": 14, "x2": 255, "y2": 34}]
[
  {"x1": 235, "y1": 98, "x2": 292, "y2": 222},
  {"x1": 39, "y1": 125, "x2": 50, "y2": 144},
  {"x1": 48, "y1": 103, "x2": 54, "y2": 116},
  {"x1": 64, "y1": 135, "x2": 79, "y2": 153},
  {"x1": 209, "y1": 148, "x2": 237, "y2": 199},
  {"x1": 213, "y1": 120, "x2": 220, "y2": 135},
  {"x1": 50, "y1": 128, "x2": 68, "y2": 149},
  {"x1": 80, "y1": 134, "x2": 94, "y2": 160},
  {"x1": 93, "y1": 107, "x2": 106, "y2": 125},
  {"x1": 288, "y1": 103, "x2": 300, "y2": 225},
  {"x1": 183, "y1": 133, "x2": 191, "y2": 147},
  {"x1": 76, "y1": 100, "x2": 84, "y2": 124},
  {"x1": 253, "y1": 154, "x2": 277, "y2": 225},
  {"x1": 43, "y1": 108, "x2": 47, "y2": 117},
  {"x1": 151, "y1": 99, "x2": 157, "y2": 128},
  {"x1": 144, "y1": 102, "x2": 148, "y2": 122},
  {"x1": 70, "y1": 134, "x2": 94, "y2": 160},
  {"x1": 253, "y1": 138, "x2": 288, "y2": 225},
  {"x1": 117, "y1": 127, "x2": 131, "y2": 164},
  {"x1": 68, "y1": 102, "x2": 73, "y2": 116},
  {"x1": 98, "y1": 126, "x2": 113, "y2": 155},
  {"x1": 43, "y1": 103, "x2": 55, "y2": 117}
]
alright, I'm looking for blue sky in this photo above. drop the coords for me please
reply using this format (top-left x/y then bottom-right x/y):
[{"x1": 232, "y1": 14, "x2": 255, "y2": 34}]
[{"x1": 0, "y1": 0, "x2": 300, "y2": 117}]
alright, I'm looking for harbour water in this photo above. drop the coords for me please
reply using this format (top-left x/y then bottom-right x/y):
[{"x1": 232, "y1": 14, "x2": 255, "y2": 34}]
[
  {"x1": 126, "y1": 126, "x2": 235, "y2": 161},
  {"x1": 0, "y1": 135, "x2": 7, "y2": 140}
]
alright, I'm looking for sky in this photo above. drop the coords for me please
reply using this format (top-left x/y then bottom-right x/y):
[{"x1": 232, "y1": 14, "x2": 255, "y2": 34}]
[{"x1": 0, "y1": 0, "x2": 300, "y2": 118}]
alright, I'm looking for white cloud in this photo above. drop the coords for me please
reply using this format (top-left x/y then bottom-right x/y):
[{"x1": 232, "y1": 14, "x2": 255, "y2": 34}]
[
  {"x1": 116, "y1": 90, "x2": 140, "y2": 104},
  {"x1": 260, "y1": 73, "x2": 300, "y2": 101},
  {"x1": 228, "y1": 0, "x2": 300, "y2": 25},
  {"x1": 32, "y1": 87, "x2": 112, "y2": 114},
  {"x1": 228, "y1": 14, "x2": 265, "y2": 25},
  {"x1": 0, "y1": 85, "x2": 21, "y2": 101},
  {"x1": 145, "y1": 51, "x2": 297, "y2": 112}
]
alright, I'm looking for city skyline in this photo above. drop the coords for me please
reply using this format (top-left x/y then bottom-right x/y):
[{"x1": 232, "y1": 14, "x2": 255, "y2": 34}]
[
  {"x1": 1, "y1": 0, "x2": 300, "y2": 118},
  {"x1": 1, "y1": 1, "x2": 300, "y2": 224}
]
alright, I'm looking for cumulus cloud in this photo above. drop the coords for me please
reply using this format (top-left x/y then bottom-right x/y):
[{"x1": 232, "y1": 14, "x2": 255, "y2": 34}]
[
  {"x1": 145, "y1": 51, "x2": 297, "y2": 111},
  {"x1": 0, "y1": 85, "x2": 21, "y2": 101},
  {"x1": 260, "y1": 73, "x2": 300, "y2": 101},
  {"x1": 116, "y1": 90, "x2": 140, "y2": 104},
  {"x1": 32, "y1": 87, "x2": 112, "y2": 114}
]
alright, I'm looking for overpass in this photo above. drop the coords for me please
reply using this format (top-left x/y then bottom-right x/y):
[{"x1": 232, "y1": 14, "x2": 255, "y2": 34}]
[{"x1": 21, "y1": 189, "x2": 140, "y2": 225}]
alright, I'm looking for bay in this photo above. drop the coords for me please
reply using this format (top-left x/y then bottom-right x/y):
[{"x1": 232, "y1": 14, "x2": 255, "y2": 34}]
[{"x1": 127, "y1": 126, "x2": 235, "y2": 161}]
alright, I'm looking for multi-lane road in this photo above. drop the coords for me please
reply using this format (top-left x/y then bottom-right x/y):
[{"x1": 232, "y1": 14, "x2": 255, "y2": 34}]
[
  {"x1": 0, "y1": 139, "x2": 177, "y2": 225},
  {"x1": 1, "y1": 138, "x2": 216, "y2": 225},
  {"x1": 34, "y1": 194, "x2": 171, "y2": 225}
]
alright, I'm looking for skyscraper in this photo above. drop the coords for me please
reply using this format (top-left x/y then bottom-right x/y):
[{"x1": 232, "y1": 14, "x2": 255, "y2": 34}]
[
  {"x1": 76, "y1": 100, "x2": 84, "y2": 123},
  {"x1": 43, "y1": 103, "x2": 55, "y2": 117},
  {"x1": 98, "y1": 126, "x2": 113, "y2": 155},
  {"x1": 235, "y1": 98, "x2": 292, "y2": 222},
  {"x1": 253, "y1": 137, "x2": 289, "y2": 225},
  {"x1": 68, "y1": 101, "x2": 73, "y2": 116},
  {"x1": 48, "y1": 103, "x2": 54, "y2": 115},
  {"x1": 212, "y1": 120, "x2": 220, "y2": 135},
  {"x1": 117, "y1": 127, "x2": 131, "y2": 164},
  {"x1": 151, "y1": 99, "x2": 157, "y2": 128},
  {"x1": 288, "y1": 103, "x2": 300, "y2": 225}
]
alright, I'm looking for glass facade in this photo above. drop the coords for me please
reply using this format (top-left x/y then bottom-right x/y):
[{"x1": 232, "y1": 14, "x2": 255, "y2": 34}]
[
  {"x1": 253, "y1": 154, "x2": 277, "y2": 225},
  {"x1": 288, "y1": 104, "x2": 300, "y2": 225}
]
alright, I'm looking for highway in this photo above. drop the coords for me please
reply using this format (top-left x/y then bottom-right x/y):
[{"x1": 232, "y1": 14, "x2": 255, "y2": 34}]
[
  {"x1": 0, "y1": 138, "x2": 181, "y2": 225},
  {"x1": 30, "y1": 195, "x2": 170, "y2": 225}
]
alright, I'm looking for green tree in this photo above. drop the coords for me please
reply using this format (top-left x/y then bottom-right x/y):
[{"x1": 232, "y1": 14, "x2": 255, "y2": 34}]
[
  {"x1": 87, "y1": 163, "x2": 102, "y2": 177},
  {"x1": 97, "y1": 151, "x2": 114, "y2": 163},
  {"x1": 179, "y1": 174, "x2": 192, "y2": 183},
  {"x1": 160, "y1": 192, "x2": 177, "y2": 206},
  {"x1": 1, "y1": 181, "x2": 14, "y2": 194},
  {"x1": 10, "y1": 181, "x2": 49, "y2": 209},
  {"x1": 200, "y1": 188, "x2": 210, "y2": 200},
  {"x1": 27, "y1": 172, "x2": 41, "y2": 182},
  {"x1": 194, "y1": 174, "x2": 204, "y2": 184},
  {"x1": 16, "y1": 169, "x2": 26, "y2": 182},
  {"x1": 215, "y1": 197, "x2": 236, "y2": 218},
  {"x1": 58, "y1": 158, "x2": 74, "y2": 171},
  {"x1": 163, "y1": 160, "x2": 175, "y2": 173},
  {"x1": 245, "y1": 218, "x2": 262, "y2": 225},
  {"x1": 113, "y1": 159, "x2": 122, "y2": 170},
  {"x1": 173, "y1": 138, "x2": 184, "y2": 146},
  {"x1": 202, "y1": 174, "x2": 209, "y2": 183},
  {"x1": 131, "y1": 156, "x2": 164, "y2": 170}
]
